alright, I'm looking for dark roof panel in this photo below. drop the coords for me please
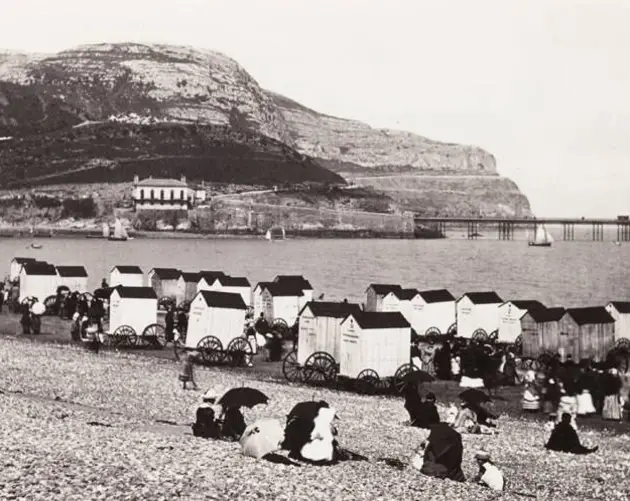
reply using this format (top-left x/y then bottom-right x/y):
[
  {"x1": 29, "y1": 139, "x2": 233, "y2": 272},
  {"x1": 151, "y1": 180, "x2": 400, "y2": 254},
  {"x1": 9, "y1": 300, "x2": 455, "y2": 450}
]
[
  {"x1": 150, "y1": 268, "x2": 181, "y2": 280},
  {"x1": 528, "y1": 307, "x2": 566, "y2": 323},
  {"x1": 609, "y1": 301, "x2": 630, "y2": 314},
  {"x1": 461, "y1": 291, "x2": 503, "y2": 305},
  {"x1": 265, "y1": 282, "x2": 304, "y2": 297},
  {"x1": 218, "y1": 276, "x2": 251, "y2": 287},
  {"x1": 367, "y1": 284, "x2": 402, "y2": 295},
  {"x1": 419, "y1": 289, "x2": 455, "y2": 303},
  {"x1": 345, "y1": 311, "x2": 410, "y2": 330},
  {"x1": 113, "y1": 286, "x2": 157, "y2": 299},
  {"x1": 198, "y1": 290, "x2": 247, "y2": 310},
  {"x1": 566, "y1": 307, "x2": 615, "y2": 325},
  {"x1": 112, "y1": 265, "x2": 143, "y2": 274},
  {"x1": 274, "y1": 275, "x2": 313, "y2": 290},
  {"x1": 507, "y1": 300, "x2": 546, "y2": 311},
  {"x1": 395, "y1": 288, "x2": 420, "y2": 301},
  {"x1": 13, "y1": 257, "x2": 37, "y2": 264},
  {"x1": 23, "y1": 262, "x2": 57, "y2": 276},
  {"x1": 199, "y1": 271, "x2": 227, "y2": 283},
  {"x1": 300, "y1": 301, "x2": 362, "y2": 319},
  {"x1": 180, "y1": 272, "x2": 201, "y2": 283},
  {"x1": 56, "y1": 266, "x2": 88, "y2": 278},
  {"x1": 254, "y1": 281, "x2": 274, "y2": 292}
]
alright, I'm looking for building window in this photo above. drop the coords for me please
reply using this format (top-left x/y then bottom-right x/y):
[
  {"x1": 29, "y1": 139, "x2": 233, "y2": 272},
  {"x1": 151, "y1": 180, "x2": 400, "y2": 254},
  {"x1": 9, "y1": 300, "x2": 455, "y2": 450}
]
[
  {"x1": 180, "y1": 190, "x2": 185, "y2": 200},
  {"x1": 160, "y1": 190, "x2": 164, "y2": 200},
  {"x1": 170, "y1": 189, "x2": 174, "y2": 200},
  {"x1": 150, "y1": 189, "x2": 155, "y2": 200},
  {"x1": 140, "y1": 189, "x2": 145, "y2": 200}
]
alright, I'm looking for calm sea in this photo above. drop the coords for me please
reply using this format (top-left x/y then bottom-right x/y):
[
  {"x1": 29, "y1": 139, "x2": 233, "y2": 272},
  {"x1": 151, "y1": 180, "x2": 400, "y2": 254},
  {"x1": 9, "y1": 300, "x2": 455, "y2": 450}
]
[{"x1": 2, "y1": 228, "x2": 629, "y2": 308}]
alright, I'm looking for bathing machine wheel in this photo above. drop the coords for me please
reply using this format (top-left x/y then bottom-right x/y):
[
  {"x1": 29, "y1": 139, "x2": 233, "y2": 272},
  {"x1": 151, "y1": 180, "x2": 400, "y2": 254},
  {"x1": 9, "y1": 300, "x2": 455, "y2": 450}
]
[
  {"x1": 355, "y1": 369, "x2": 381, "y2": 395},
  {"x1": 393, "y1": 363, "x2": 419, "y2": 394},
  {"x1": 271, "y1": 318, "x2": 289, "y2": 338},
  {"x1": 226, "y1": 337, "x2": 254, "y2": 367},
  {"x1": 424, "y1": 327, "x2": 441, "y2": 337},
  {"x1": 111, "y1": 325, "x2": 137, "y2": 347},
  {"x1": 282, "y1": 349, "x2": 304, "y2": 383},
  {"x1": 303, "y1": 351, "x2": 337, "y2": 385},
  {"x1": 43, "y1": 295, "x2": 58, "y2": 316},
  {"x1": 142, "y1": 323, "x2": 167, "y2": 348},
  {"x1": 158, "y1": 296, "x2": 176, "y2": 311},
  {"x1": 196, "y1": 336, "x2": 225, "y2": 364},
  {"x1": 447, "y1": 323, "x2": 457, "y2": 336},
  {"x1": 472, "y1": 329, "x2": 488, "y2": 343}
]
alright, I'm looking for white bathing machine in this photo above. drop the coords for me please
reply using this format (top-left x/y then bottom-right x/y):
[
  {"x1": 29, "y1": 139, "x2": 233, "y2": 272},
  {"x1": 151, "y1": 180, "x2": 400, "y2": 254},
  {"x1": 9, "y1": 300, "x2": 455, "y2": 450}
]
[
  {"x1": 456, "y1": 291, "x2": 504, "y2": 340},
  {"x1": 365, "y1": 284, "x2": 402, "y2": 312},
  {"x1": 196, "y1": 271, "x2": 227, "y2": 293},
  {"x1": 338, "y1": 311, "x2": 414, "y2": 393},
  {"x1": 261, "y1": 282, "x2": 303, "y2": 328},
  {"x1": 110, "y1": 266, "x2": 144, "y2": 288},
  {"x1": 605, "y1": 302, "x2": 630, "y2": 348},
  {"x1": 295, "y1": 301, "x2": 362, "y2": 366},
  {"x1": 18, "y1": 261, "x2": 58, "y2": 303},
  {"x1": 107, "y1": 286, "x2": 164, "y2": 346},
  {"x1": 411, "y1": 289, "x2": 457, "y2": 336},
  {"x1": 252, "y1": 282, "x2": 273, "y2": 319},
  {"x1": 497, "y1": 300, "x2": 545, "y2": 344},
  {"x1": 148, "y1": 268, "x2": 181, "y2": 302},
  {"x1": 175, "y1": 272, "x2": 201, "y2": 306},
  {"x1": 208, "y1": 275, "x2": 252, "y2": 307},
  {"x1": 186, "y1": 290, "x2": 252, "y2": 366},
  {"x1": 55, "y1": 266, "x2": 89, "y2": 293},
  {"x1": 10, "y1": 257, "x2": 36, "y2": 283},
  {"x1": 273, "y1": 275, "x2": 314, "y2": 310}
]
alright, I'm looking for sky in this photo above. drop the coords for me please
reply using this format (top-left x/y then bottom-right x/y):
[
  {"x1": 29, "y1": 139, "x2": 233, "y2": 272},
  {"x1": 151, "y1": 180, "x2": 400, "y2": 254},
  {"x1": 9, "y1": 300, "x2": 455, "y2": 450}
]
[{"x1": 1, "y1": 0, "x2": 629, "y2": 217}]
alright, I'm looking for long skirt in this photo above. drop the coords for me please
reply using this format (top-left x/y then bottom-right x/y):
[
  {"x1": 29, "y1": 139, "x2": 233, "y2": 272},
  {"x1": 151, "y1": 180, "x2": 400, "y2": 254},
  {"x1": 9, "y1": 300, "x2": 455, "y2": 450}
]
[
  {"x1": 577, "y1": 391, "x2": 596, "y2": 415},
  {"x1": 602, "y1": 395, "x2": 622, "y2": 421}
]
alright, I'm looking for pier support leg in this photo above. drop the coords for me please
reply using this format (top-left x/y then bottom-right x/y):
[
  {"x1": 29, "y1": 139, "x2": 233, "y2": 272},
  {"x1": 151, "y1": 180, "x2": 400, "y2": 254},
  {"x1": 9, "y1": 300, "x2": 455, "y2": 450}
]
[
  {"x1": 467, "y1": 221, "x2": 479, "y2": 239},
  {"x1": 498, "y1": 222, "x2": 514, "y2": 240},
  {"x1": 592, "y1": 223, "x2": 603, "y2": 241},
  {"x1": 563, "y1": 223, "x2": 575, "y2": 241},
  {"x1": 617, "y1": 223, "x2": 630, "y2": 242}
]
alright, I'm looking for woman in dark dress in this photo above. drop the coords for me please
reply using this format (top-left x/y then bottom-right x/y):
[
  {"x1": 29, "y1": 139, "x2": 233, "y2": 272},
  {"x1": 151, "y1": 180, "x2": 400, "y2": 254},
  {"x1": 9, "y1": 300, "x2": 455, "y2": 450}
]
[
  {"x1": 403, "y1": 383, "x2": 425, "y2": 427},
  {"x1": 435, "y1": 342, "x2": 452, "y2": 381},
  {"x1": 546, "y1": 413, "x2": 598, "y2": 454},
  {"x1": 419, "y1": 423, "x2": 466, "y2": 482}
]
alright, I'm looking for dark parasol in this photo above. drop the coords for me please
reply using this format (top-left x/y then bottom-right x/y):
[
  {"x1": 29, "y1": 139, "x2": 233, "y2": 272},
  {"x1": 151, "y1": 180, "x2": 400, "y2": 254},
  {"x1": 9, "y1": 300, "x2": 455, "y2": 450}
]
[
  {"x1": 217, "y1": 387, "x2": 269, "y2": 410},
  {"x1": 401, "y1": 370, "x2": 435, "y2": 386},
  {"x1": 459, "y1": 388, "x2": 491, "y2": 405}
]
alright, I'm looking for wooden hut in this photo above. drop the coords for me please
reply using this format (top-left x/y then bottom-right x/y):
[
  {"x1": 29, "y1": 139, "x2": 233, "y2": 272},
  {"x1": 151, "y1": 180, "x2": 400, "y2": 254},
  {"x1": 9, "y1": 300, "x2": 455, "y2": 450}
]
[
  {"x1": 148, "y1": 268, "x2": 181, "y2": 299},
  {"x1": 186, "y1": 290, "x2": 247, "y2": 351},
  {"x1": 338, "y1": 311, "x2": 411, "y2": 379},
  {"x1": 175, "y1": 272, "x2": 201, "y2": 305},
  {"x1": 19, "y1": 261, "x2": 58, "y2": 302},
  {"x1": 108, "y1": 286, "x2": 158, "y2": 336},
  {"x1": 605, "y1": 302, "x2": 630, "y2": 344},
  {"x1": 196, "y1": 271, "x2": 227, "y2": 293},
  {"x1": 261, "y1": 282, "x2": 303, "y2": 326},
  {"x1": 297, "y1": 301, "x2": 362, "y2": 365},
  {"x1": 110, "y1": 266, "x2": 144, "y2": 288},
  {"x1": 413, "y1": 289, "x2": 457, "y2": 335},
  {"x1": 274, "y1": 275, "x2": 313, "y2": 310},
  {"x1": 381, "y1": 288, "x2": 423, "y2": 329},
  {"x1": 209, "y1": 276, "x2": 252, "y2": 306},
  {"x1": 497, "y1": 300, "x2": 546, "y2": 344},
  {"x1": 365, "y1": 284, "x2": 402, "y2": 312},
  {"x1": 55, "y1": 266, "x2": 89, "y2": 293},
  {"x1": 557, "y1": 307, "x2": 616, "y2": 362},
  {"x1": 455, "y1": 291, "x2": 503, "y2": 339},
  {"x1": 10, "y1": 257, "x2": 36, "y2": 283},
  {"x1": 521, "y1": 307, "x2": 566, "y2": 360},
  {"x1": 253, "y1": 282, "x2": 273, "y2": 319}
]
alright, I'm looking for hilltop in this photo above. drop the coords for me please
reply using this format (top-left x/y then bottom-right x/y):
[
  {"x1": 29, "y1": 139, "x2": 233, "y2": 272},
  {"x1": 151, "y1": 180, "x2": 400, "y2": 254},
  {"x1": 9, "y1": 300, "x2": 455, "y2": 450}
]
[{"x1": 0, "y1": 43, "x2": 532, "y2": 217}]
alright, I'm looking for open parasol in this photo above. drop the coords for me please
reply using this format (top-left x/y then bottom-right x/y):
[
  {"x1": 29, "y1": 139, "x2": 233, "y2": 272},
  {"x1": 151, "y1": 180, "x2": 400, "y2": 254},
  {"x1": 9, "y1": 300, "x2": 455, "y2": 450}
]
[
  {"x1": 31, "y1": 302, "x2": 46, "y2": 315},
  {"x1": 239, "y1": 418, "x2": 284, "y2": 459},
  {"x1": 459, "y1": 388, "x2": 491, "y2": 405},
  {"x1": 218, "y1": 387, "x2": 269, "y2": 410}
]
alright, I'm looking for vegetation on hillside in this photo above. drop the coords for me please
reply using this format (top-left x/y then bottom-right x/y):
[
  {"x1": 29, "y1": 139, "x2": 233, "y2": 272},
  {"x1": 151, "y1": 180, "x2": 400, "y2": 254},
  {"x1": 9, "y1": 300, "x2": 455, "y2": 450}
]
[{"x1": 0, "y1": 122, "x2": 345, "y2": 188}]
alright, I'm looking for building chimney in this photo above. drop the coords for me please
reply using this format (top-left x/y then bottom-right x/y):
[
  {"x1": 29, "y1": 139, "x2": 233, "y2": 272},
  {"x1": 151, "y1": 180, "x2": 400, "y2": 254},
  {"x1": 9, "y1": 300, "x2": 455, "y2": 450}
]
[
  {"x1": 133, "y1": 175, "x2": 139, "y2": 185},
  {"x1": 181, "y1": 175, "x2": 186, "y2": 184}
]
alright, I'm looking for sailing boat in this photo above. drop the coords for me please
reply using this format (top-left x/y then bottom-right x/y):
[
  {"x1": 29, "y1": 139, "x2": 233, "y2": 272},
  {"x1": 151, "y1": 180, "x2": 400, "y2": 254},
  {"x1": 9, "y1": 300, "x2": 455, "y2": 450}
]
[
  {"x1": 265, "y1": 226, "x2": 286, "y2": 241},
  {"x1": 108, "y1": 218, "x2": 128, "y2": 241},
  {"x1": 528, "y1": 224, "x2": 553, "y2": 247}
]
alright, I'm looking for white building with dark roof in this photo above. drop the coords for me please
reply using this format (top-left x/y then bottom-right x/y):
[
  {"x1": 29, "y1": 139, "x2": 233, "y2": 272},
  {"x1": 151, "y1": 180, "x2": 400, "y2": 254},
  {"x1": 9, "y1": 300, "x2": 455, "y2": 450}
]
[{"x1": 132, "y1": 175, "x2": 193, "y2": 210}]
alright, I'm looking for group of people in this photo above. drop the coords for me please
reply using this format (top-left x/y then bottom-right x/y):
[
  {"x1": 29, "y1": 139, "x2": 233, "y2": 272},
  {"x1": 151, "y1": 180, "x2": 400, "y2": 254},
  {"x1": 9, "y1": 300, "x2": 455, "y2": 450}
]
[{"x1": 521, "y1": 356, "x2": 629, "y2": 423}]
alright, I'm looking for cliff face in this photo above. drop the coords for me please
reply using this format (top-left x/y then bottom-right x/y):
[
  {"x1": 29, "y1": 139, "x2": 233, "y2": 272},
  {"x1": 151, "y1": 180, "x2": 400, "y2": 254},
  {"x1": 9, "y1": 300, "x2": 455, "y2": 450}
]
[{"x1": 0, "y1": 43, "x2": 532, "y2": 216}]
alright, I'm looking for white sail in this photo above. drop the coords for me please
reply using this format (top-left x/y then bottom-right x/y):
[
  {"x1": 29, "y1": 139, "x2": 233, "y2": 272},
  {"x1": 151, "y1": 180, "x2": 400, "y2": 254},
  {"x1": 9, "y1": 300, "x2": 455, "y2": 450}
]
[
  {"x1": 265, "y1": 230, "x2": 272, "y2": 241},
  {"x1": 534, "y1": 224, "x2": 552, "y2": 244},
  {"x1": 102, "y1": 223, "x2": 110, "y2": 238},
  {"x1": 113, "y1": 219, "x2": 124, "y2": 239},
  {"x1": 546, "y1": 228, "x2": 554, "y2": 243}
]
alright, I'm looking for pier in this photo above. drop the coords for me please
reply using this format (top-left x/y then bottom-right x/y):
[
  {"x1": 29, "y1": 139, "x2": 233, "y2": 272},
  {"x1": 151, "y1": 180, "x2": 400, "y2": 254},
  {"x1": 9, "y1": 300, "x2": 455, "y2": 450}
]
[{"x1": 413, "y1": 216, "x2": 630, "y2": 241}]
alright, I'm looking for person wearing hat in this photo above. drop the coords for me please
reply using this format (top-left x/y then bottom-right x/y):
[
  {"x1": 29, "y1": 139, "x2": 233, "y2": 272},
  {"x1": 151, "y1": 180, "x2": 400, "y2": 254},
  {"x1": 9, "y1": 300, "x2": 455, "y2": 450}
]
[
  {"x1": 179, "y1": 350, "x2": 199, "y2": 390},
  {"x1": 473, "y1": 450, "x2": 504, "y2": 491},
  {"x1": 192, "y1": 389, "x2": 221, "y2": 439}
]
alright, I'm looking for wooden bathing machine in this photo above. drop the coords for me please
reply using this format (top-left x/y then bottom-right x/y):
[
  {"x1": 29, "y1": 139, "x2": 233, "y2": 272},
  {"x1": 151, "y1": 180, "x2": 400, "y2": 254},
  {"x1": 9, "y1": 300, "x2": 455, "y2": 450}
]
[
  {"x1": 497, "y1": 300, "x2": 545, "y2": 344},
  {"x1": 456, "y1": 291, "x2": 504, "y2": 340},
  {"x1": 175, "y1": 272, "x2": 201, "y2": 306},
  {"x1": 110, "y1": 266, "x2": 144, "y2": 288},
  {"x1": 365, "y1": 284, "x2": 401, "y2": 312},
  {"x1": 148, "y1": 268, "x2": 181, "y2": 300}
]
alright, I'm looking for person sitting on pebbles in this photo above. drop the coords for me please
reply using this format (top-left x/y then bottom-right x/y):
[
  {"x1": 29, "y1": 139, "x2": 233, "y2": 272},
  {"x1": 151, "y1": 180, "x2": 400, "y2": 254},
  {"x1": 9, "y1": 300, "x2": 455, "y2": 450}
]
[
  {"x1": 192, "y1": 389, "x2": 221, "y2": 439},
  {"x1": 414, "y1": 422, "x2": 466, "y2": 482},
  {"x1": 473, "y1": 450, "x2": 505, "y2": 492}
]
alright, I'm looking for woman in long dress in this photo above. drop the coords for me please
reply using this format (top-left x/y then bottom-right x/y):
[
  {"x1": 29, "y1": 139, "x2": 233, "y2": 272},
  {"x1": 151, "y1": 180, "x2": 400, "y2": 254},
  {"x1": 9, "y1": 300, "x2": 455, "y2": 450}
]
[
  {"x1": 602, "y1": 369, "x2": 623, "y2": 421},
  {"x1": 417, "y1": 423, "x2": 466, "y2": 482},
  {"x1": 556, "y1": 380, "x2": 578, "y2": 429},
  {"x1": 576, "y1": 367, "x2": 596, "y2": 416}
]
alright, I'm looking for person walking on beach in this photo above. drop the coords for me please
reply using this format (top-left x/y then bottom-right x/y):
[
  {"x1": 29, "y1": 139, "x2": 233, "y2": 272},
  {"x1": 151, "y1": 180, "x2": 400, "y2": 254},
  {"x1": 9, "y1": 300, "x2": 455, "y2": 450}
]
[
  {"x1": 179, "y1": 351, "x2": 199, "y2": 390},
  {"x1": 20, "y1": 303, "x2": 31, "y2": 334},
  {"x1": 165, "y1": 306, "x2": 175, "y2": 343}
]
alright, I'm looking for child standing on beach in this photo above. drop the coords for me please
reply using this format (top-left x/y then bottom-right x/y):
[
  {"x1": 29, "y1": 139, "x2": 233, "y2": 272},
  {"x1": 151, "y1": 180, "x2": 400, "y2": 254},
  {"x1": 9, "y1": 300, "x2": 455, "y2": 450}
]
[{"x1": 179, "y1": 351, "x2": 199, "y2": 390}]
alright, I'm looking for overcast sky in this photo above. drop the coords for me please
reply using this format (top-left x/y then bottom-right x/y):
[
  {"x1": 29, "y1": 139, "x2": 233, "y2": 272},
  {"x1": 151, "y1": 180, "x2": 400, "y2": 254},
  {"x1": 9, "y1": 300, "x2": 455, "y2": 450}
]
[{"x1": 1, "y1": 0, "x2": 629, "y2": 217}]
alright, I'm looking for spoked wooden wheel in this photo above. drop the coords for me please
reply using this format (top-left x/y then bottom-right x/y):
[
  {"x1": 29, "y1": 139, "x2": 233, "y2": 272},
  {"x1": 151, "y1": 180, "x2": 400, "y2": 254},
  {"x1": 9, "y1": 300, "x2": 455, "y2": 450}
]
[
  {"x1": 282, "y1": 349, "x2": 304, "y2": 383},
  {"x1": 489, "y1": 330, "x2": 499, "y2": 342},
  {"x1": 43, "y1": 295, "x2": 58, "y2": 316},
  {"x1": 615, "y1": 338, "x2": 630, "y2": 351},
  {"x1": 271, "y1": 318, "x2": 289, "y2": 338},
  {"x1": 393, "y1": 363, "x2": 419, "y2": 394},
  {"x1": 303, "y1": 352, "x2": 337, "y2": 385},
  {"x1": 197, "y1": 336, "x2": 225, "y2": 364},
  {"x1": 472, "y1": 329, "x2": 488, "y2": 343},
  {"x1": 158, "y1": 296, "x2": 175, "y2": 311},
  {"x1": 142, "y1": 323, "x2": 167, "y2": 348},
  {"x1": 447, "y1": 323, "x2": 457, "y2": 336},
  {"x1": 113, "y1": 325, "x2": 137, "y2": 347},
  {"x1": 226, "y1": 337, "x2": 254, "y2": 367},
  {"x1": 355, "y1": 369, "x2": 380, "y2": 395},
  {"x1": 424, "y1": 327, "x2": 441, "y2": 336}
]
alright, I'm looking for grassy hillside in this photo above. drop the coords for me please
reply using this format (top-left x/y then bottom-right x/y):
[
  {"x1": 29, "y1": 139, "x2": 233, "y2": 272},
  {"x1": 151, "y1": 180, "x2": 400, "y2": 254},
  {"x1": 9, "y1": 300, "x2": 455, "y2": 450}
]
[{"x1": 0, "y1": 122, "x2": 345, "y2": 188}]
